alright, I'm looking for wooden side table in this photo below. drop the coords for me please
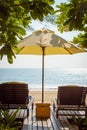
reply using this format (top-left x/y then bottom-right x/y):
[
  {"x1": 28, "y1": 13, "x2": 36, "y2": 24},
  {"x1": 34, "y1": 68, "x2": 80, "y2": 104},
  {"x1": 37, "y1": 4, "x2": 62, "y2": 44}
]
[{"x1": 36, "y1": 103, "x2": 50, "y2": 118}]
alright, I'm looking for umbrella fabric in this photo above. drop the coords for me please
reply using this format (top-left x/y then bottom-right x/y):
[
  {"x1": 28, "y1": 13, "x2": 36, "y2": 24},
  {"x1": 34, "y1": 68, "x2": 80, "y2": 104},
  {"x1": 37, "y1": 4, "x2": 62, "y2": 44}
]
[
  {"x1": 18, "y1": 29, "x2": 84, "y2": 55},
  {"x1": 17, "y1": 28, "x2": 85, "y2": 103}
]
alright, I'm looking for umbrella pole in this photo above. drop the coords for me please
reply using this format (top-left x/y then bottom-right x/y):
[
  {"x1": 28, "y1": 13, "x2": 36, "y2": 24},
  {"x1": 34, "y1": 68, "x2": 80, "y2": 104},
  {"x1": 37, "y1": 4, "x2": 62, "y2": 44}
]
[{"x1": 42, "y1": 47, "x2": 45, "y2": 103}]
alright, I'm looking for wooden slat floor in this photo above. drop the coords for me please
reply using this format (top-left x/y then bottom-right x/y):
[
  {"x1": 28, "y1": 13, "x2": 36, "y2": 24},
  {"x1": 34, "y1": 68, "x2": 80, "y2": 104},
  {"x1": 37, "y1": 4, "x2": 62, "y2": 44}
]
[{"x1": 22, "y1": 105, "x2": 78, "y2": 130}]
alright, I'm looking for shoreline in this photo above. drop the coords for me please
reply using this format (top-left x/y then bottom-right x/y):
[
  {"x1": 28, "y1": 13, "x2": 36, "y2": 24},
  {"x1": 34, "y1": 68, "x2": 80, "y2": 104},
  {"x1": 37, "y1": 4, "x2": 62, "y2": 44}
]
[
  {"x1": 29, "y1": 90, "x2": 57, "y2": 104},
  {"x1": 29, "y1": 88, "x2": 57, "y2": 91}
]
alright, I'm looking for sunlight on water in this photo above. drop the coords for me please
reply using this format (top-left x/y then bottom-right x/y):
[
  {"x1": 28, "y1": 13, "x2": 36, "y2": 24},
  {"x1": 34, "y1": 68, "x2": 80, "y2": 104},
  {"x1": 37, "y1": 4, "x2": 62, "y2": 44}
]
[{"x1": 0, "y1": 68, "x2": 87, "y2": 89}]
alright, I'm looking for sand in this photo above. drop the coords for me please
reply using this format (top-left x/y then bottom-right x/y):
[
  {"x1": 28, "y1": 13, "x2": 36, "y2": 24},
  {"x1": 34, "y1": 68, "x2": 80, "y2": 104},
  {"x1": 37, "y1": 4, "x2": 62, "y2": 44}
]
[{"x1": 29, "y1": 90, "x2": 57, "y2": 104}]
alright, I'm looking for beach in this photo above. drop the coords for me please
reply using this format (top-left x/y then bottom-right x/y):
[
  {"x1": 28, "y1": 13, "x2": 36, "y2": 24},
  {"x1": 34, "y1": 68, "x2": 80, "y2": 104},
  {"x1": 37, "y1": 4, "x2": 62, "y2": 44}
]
[{"x1": 29, "y1": 90, "x2": 57, "y2": 104}]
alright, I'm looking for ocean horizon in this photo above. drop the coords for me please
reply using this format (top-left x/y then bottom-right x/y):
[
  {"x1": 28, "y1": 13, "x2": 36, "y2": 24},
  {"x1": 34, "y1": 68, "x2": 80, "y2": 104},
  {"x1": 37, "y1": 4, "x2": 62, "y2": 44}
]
[{"x1": 0, "y1": 68, "x2": 87, "y2": 90}]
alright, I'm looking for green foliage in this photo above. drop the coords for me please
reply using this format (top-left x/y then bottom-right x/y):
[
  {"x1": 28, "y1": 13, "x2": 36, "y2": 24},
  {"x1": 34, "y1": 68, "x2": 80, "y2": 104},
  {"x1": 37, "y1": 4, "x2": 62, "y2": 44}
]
[
  {"x1": 29, "y1": 0, "x2": 54, "y2": 21},
  {"x1": 73, "y1": 31, "x2": 87, "y2": 48},
  {"x1": 72, "y1": 116, "x2": 87, "y2": 130},
  {"x1": 0, "y1": 0, "x2": 55, "y2": 63},
  {"x1": 56, "y1": 0, "x2": 87, "y2": 31},
  {"x1": 0, "y1": 108, "x2": 22, "y2": 130},
  {"x1": 56, "y1": 0, "x2": 87, "y2": 48},
  {"x1": 56, "y1": 3, "x2": 72, "y2": 33}
]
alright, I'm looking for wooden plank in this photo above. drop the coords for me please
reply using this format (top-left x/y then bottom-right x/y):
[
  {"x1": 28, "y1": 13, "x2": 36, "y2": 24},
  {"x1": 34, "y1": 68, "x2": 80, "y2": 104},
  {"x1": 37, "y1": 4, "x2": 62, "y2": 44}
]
[
  {"x1": 37, "y1": 118, "x2": 43, "y2": 130},
  {"x1": 8, "y1": 109, "x2": 14, "y2": 115},
  {"x1": 32, "y1": 106, "x2": 38, "y2": 130},
  {"x1": 46, "y1": 118, "x2": 54, "y2": 130},
  {"x1": 23, "y1": 107, "x2": 32, "y2": 130},
  {"x1": 42, "y1": 118, "x2": 48, "y2": 130},
  {"x1": 59, "y1": 116, "x2": 76, "y2": 130},
  {"x1": 59, "y1": 116, "x2": 70, "y2": 130},
  {"x1": 22, "y1": 105, "x2": 81, "y2": 130},
  {"x1": 17, "y1": 109, "x2": 25, "y2": 119},
  {"x1": 8, "y1": 109, "x2": 27, "y2": 119},
  {"x1": 51, "y1": 106, "x2": 63, "y2": 130},
  {"x1": 51, "y1": 106, "x2": 77, "y2": 130}
]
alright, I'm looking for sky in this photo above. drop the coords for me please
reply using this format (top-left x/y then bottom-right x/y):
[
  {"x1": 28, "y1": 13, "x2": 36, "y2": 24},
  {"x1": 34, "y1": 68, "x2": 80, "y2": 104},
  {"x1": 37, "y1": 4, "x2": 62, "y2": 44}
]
[
  {"x1": 0, "y1": 52, "x2": 87, "y2": 68},
  {"x1": 0, "y1": 0, "x2": 87, "y2": 69}
]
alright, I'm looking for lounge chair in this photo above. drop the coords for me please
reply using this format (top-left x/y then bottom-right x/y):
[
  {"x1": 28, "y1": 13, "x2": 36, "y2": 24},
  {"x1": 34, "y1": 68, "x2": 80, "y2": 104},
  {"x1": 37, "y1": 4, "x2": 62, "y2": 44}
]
[
  {"x1": 53, "y1": 85, "x2": 87, "y2": 118},
  {"x1": 0, "y1": 82, "x2": 34, "y2": 118}
]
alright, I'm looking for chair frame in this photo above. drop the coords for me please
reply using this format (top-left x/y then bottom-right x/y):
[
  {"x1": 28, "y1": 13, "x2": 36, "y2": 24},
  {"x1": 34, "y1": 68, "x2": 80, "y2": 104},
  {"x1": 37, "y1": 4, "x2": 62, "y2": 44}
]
[
  {"x1": 0, "y1": 83, "x2": 34, "y2": 118},
  {"x1": 53, "y1": 85, "x2": 87, "y2": 118}
]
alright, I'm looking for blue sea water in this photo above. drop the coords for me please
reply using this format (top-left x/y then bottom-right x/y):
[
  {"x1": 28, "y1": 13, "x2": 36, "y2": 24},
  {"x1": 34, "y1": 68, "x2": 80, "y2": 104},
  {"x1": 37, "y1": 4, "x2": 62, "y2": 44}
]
[{"x1": 0, "y1": 68, "x2": 87, "y2": 90}]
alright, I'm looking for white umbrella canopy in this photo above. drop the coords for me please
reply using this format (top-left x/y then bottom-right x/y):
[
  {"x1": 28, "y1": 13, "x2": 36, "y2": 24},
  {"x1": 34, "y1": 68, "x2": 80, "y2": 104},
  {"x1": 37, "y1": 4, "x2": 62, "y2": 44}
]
[{"x1": 18, "y1": 28, "x2": 85, "y2": 103}]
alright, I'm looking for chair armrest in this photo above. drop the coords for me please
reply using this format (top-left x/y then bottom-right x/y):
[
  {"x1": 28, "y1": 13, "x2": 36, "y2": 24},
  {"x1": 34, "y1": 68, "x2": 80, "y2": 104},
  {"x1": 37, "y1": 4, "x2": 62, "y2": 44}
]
[{"x1": 28, "y1": 96, "x2": 34, "y2": 110}]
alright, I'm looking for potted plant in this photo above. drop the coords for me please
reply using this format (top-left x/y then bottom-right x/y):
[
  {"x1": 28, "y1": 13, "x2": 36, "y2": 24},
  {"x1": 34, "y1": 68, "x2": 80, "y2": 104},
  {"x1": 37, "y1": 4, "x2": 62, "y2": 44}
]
[{"x1": 0, "y1": 108, "x2": 23, "y2": 130}]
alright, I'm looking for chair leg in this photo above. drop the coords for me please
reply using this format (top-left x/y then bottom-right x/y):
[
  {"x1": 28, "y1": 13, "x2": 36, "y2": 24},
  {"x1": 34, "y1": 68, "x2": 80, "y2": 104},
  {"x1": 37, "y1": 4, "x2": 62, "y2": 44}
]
[
  {"x1": 32, "y1": 103, "x2": 33, "y2": 110},
  {"x1": 27, "y1": 108, "x2": 29, "y2": 118},
  {"x1": 56, "y1": 109, "x2": 58, "y2": 118},
  {"x1": 53, "y1": 103, "x2": 55, "y2": 111}
]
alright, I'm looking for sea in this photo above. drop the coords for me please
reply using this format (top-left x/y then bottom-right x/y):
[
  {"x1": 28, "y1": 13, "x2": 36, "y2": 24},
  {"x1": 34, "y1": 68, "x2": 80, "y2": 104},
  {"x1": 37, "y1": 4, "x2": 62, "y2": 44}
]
[{"x1": 0, "y1": 68, "x2": 87, "y2": 90}]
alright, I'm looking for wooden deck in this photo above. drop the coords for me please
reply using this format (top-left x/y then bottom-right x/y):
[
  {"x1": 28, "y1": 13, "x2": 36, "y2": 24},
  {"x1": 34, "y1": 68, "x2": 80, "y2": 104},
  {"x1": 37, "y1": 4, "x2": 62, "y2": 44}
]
[{"x1": 22, "y1": 105, "x2": 78, "y2": 130}]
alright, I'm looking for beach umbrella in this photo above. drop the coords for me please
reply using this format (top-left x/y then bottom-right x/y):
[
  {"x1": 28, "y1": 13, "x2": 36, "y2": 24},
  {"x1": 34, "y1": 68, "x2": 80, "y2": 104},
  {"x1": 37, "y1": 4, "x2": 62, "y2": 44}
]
[{"x1": 17, "y1": 28, "x2": 85, "y2": 103}]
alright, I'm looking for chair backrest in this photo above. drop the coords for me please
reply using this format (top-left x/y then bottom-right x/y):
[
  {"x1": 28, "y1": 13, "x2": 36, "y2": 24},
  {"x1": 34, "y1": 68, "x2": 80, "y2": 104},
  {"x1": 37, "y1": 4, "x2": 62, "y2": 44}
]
[
  {"x1": 57, "y1": 85, "x2": 87, "y2": 105},
  {"x1": 0, "y1": 83, "x2": 29, "y2": 104}
]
